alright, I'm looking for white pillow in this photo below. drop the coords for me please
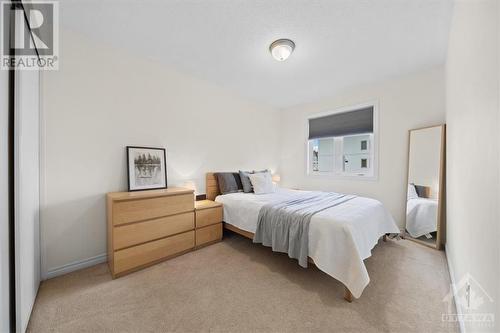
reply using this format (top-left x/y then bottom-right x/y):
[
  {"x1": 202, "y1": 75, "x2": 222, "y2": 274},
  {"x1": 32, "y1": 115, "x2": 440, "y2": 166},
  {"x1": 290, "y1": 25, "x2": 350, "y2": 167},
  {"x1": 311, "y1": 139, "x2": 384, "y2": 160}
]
[
  {"x1": 407, "y1": 184, "x2": 418, "y2": 200},
  {"x1": 248, "y1": 172, "x2": 275, "y2": 194}
]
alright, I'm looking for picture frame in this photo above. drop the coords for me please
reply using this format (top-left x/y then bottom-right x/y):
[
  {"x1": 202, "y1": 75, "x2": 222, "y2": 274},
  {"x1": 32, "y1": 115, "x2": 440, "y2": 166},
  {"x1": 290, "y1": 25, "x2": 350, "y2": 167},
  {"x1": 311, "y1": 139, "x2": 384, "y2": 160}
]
[{"x1": 126, "y1": 146, "x2": 167, "y2": 191}]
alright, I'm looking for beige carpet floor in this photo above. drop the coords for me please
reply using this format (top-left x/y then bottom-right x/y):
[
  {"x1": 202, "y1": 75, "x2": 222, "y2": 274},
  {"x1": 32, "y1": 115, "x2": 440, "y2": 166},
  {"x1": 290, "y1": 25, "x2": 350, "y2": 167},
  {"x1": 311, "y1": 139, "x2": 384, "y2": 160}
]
[{"x1": 28, "y1": 232, "x2": 458, "y2": 332}]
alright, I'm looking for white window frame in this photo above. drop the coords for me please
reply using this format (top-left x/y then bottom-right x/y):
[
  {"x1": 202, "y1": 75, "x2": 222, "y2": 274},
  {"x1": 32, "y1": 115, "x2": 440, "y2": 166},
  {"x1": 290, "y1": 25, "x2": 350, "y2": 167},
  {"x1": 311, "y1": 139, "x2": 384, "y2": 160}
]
[{"x1": 305, "y1": 102, "x2": 379, "y2": 181}]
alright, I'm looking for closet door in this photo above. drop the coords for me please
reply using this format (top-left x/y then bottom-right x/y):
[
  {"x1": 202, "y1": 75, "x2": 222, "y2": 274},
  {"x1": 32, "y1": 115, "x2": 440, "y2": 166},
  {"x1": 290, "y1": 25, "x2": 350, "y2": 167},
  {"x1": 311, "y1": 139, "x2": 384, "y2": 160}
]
[
  {"x1": 13, "y1": 13, "x2": 41, "y2": 333},
  {"x1": 14, "y1": 67, "x2": 41, "y2": 333},
  {"x1": 0, "y1": 59, "x2": 11, "y2": 333},
  {"x1": 15, "y1": 70, "x2": 41, "y2": 332}
]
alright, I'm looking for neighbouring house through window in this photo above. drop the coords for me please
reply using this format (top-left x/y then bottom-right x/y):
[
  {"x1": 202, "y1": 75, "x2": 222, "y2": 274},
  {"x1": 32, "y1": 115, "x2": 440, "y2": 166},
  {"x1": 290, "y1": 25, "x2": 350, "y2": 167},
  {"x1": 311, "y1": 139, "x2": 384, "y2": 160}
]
[{"x1": 308, "y1": 104, "x2": 377, "y2": 178}]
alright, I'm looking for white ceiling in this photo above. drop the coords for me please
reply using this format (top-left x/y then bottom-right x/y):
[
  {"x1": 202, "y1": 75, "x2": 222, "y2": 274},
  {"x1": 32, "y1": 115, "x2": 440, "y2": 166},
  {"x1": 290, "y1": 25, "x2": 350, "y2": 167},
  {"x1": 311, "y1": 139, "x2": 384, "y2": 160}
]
[{"x1": 61, "y1": 0, "x2": 453, "y2": 109}]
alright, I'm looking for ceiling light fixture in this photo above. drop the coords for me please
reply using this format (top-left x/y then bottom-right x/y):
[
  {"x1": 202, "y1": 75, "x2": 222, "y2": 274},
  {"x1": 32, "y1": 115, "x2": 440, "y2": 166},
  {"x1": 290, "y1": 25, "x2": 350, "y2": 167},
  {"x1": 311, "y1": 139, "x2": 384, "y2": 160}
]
[{"x1": 269, "y1": 39, "x2": 295, "y2": 62}]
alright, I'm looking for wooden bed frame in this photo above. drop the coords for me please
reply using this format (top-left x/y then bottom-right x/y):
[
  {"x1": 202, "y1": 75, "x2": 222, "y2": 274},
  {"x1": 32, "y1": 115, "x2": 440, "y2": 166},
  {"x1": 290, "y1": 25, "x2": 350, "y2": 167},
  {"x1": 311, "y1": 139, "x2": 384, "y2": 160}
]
[{"x1": 206, "y1": 172, "x2": 360, "y2": 302}]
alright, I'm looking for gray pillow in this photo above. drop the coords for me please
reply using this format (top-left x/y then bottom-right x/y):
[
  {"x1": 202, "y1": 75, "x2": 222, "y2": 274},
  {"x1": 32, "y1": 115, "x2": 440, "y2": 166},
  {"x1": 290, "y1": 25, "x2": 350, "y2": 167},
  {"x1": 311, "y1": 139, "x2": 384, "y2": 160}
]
[
  {"x1": 239, "y1": 169, "x2": 269, "y2": 193},
  {"x1": 232, "y1": 172, "x2": 243, "y2": 191},
  {"x1": 414, "y1": 184, "x2": 429, "y2": 198},
  {"x1": 239, "y1": 170, "x2": 253, "y2": 193},
  {"x1": 214, "y1": 172, "x2": 241, "y2": 195}
]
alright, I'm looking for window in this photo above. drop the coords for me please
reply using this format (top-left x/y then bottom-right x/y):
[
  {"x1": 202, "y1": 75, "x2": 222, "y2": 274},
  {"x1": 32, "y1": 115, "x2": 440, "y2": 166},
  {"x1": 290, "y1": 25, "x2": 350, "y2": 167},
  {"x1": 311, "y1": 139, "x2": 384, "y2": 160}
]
[
  {"x1": 360, "y1": 140, "x2": 367, "y2": 151},
  {"x1": 311, "y1": 138, "x2": 334, "y2": 172},
  {"x1": 307, "y1": 104, "x2": 377, "y2": 178}
]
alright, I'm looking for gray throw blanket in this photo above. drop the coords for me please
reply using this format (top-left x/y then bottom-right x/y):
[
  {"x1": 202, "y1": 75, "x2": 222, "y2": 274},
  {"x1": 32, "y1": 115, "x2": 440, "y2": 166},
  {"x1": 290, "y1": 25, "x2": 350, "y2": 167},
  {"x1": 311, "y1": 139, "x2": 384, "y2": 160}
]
[{"x1": 253, "y1": 192, "x2": 355, "y2": 268}]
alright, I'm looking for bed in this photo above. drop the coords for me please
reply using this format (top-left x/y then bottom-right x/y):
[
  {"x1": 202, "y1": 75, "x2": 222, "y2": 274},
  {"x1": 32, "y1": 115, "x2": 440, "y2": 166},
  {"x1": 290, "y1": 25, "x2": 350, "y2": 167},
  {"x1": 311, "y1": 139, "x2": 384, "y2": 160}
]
[
  {"x1": 206, "y1": 173, "x2": 400, "y2": 301},
  {"x1": 405, "y1": 197, "x2": 438, "y2": 238}
]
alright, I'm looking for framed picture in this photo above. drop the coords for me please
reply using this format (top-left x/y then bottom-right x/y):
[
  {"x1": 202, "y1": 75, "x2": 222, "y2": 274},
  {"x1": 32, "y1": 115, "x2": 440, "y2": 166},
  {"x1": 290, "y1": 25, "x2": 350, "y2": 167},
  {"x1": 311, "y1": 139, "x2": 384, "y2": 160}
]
[{"x1": 126, "y1": 146, "x2": 167, "y2": 191}]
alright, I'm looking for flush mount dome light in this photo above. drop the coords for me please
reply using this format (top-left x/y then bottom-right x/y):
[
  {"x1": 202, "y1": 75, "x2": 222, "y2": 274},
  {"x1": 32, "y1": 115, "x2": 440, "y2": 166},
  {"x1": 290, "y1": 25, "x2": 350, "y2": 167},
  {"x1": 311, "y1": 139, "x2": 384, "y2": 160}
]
[{"x1": 269, "y1": 39, "x2": 295, "y2": 61}]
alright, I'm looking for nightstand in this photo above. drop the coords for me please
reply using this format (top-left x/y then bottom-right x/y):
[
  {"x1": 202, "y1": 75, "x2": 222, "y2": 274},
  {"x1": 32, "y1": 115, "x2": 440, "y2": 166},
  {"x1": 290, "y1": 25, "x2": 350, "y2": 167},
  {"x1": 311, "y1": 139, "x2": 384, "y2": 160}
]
[{"x1": 195, "y1": 200, "x2": 223, "y2": 248}]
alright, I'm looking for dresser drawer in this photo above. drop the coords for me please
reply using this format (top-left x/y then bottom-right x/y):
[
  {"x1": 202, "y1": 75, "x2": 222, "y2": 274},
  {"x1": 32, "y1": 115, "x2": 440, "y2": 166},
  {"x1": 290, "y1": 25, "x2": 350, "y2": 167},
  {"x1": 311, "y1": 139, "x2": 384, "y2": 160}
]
[
  {"x1": 113, "y1": 212, "x2": 194, "y2": 250},
  {"x1": 196, "y1": 223, "x2": 222, "y2": 247},
  {"x1": 114, "y1": 231, "x2": 194, "y2": 274},
  {"x1": 196, "y1": 206, "x2": 223, "y2": 228},
  {"x1": 113, "y1": 194, "x2": 194, "y2": 225}
]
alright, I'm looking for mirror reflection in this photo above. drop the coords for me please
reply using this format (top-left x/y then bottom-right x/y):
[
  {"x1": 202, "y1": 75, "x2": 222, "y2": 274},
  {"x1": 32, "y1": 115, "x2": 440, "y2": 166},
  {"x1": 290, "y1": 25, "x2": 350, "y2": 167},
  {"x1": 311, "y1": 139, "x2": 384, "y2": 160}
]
[{"x1": 405, "y1": 125, "x2": 444, "y2": 249}]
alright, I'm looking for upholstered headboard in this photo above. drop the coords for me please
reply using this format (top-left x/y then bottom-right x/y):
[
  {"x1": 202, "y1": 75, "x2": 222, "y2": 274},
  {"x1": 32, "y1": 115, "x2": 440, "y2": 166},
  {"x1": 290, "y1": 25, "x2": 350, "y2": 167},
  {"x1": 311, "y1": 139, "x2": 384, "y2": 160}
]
[{"x1": 206, "y1": 173, "x2": 220, "y2": 201}]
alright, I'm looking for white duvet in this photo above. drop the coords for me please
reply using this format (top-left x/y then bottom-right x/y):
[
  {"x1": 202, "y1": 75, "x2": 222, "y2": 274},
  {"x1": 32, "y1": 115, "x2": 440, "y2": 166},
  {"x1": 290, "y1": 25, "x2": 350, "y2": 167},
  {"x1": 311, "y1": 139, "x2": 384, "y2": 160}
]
[
  {"x1": 215, "y1": 188, "x2": 399, "y2": 298},
  {"x1": 405, "y1": 198, "x2": 438, "y2": 238}
]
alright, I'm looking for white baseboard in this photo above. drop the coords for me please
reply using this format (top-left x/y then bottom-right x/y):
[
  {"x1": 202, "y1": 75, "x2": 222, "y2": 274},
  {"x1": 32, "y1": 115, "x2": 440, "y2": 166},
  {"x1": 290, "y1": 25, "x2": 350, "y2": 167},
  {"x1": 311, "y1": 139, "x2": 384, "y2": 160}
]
[
  {"x1": 445, "y1": 244, "x2": 466, "y2": 333},
  {"x1": 43, "y1": 253, "x2": 107, "y2": 280}
]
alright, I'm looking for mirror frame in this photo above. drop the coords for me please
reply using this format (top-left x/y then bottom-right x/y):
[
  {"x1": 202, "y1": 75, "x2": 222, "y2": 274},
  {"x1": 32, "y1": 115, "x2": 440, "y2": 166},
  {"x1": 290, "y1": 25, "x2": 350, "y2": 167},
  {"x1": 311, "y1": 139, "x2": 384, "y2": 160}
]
[{"x1": 404, "y1": 124, "x2": 446, "y2": 250}]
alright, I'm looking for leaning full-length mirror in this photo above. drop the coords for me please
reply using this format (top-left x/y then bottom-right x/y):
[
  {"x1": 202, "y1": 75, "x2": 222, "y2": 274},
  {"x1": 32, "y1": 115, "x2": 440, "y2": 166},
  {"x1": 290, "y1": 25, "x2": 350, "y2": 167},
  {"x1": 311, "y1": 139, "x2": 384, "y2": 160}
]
[{"x1": 405, "y1": 125, "x2": 445, "y2": 249}]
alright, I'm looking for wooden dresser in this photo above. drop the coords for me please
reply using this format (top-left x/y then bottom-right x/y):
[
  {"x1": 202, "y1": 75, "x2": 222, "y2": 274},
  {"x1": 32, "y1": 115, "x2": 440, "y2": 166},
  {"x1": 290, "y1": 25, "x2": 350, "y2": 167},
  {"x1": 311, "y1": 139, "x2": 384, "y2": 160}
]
[
  {"x1": 195, "y1": 200, "x2": 223, "y2": 248},
  {"x1": 107, "y1": 188, "x2": 195, "y2": 278},
  {"x1": 107, "y1": 189, "x2": 223, "y2": 278}
]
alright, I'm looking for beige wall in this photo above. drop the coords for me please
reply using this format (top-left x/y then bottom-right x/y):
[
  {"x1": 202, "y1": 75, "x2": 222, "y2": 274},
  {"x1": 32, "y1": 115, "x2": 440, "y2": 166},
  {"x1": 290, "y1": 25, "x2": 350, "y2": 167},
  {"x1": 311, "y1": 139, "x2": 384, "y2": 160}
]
[
  {"x1": 40, "y1": 30, "x2": 281, "y2": 277},
  {"x1": 445, "y1": 0, "x2": 500, "y2": 331},
  {"x1": 279, "y1": 67, "x2": 446, "y2": 228}
]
